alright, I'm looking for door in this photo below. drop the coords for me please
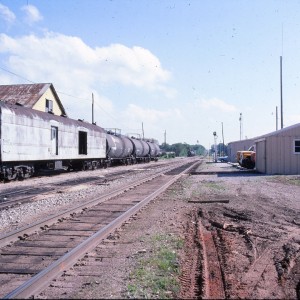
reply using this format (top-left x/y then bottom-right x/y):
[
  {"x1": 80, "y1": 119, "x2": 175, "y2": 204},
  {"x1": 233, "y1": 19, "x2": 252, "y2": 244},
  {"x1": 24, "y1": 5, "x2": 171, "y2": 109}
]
[
  {"x1": 51, "y1": 126, "x2": 58, "y2": 155},
  {"x1": 78, "y1": 131, "x2": 87, "y2": 155},
  {"x1": 255, "y1": 139, "x2": 266, "y2": 173}
]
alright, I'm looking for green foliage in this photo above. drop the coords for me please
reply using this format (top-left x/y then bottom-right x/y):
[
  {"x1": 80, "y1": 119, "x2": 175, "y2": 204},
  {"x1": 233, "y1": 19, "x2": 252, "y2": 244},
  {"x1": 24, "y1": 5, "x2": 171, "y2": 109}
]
[
  {"x1": 202, "y1": 181, "x2": 225, "y2": 191},
  {"x1": 210, "y1": 143, "x2": 228, "y2": 156},
  {"x1": 127, "y1": 234, "x2": 183, "y2": 299},
  {"x1": 160, "y1": 142, "x2": 206, "y2": 157}
]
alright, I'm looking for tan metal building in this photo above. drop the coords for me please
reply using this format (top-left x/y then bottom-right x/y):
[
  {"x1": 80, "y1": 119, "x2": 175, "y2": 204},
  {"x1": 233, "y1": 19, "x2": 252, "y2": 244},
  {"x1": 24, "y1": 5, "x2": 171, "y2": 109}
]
[
  {"x1": 228, "y1": 123, "x2": 300, "y2": 174},
  {"x1": 227, "y1": 138, "x2": 256, "y2": 163},
  {"x1": 255, "y1": 123, "x2": 300, "y2": 175},
  {"x1": 0, "y1": 83, "x2": 67, "y2": 117}
]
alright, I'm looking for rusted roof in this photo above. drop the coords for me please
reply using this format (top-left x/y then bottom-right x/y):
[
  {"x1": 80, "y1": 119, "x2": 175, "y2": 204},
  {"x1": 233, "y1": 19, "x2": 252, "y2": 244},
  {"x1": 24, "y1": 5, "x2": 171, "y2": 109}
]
[
  {"x1": 0, "y1": 83, "x2": 67, "y2": 116},
  {"x1": 0, "y1": 101, "x2": 102, "y2": 132}
]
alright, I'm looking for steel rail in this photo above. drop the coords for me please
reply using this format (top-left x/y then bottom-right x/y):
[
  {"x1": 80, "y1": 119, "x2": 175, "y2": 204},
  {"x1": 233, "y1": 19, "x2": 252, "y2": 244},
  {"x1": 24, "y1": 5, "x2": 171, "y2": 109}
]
[
  {"x1": 4, "y1": 160, "x2": 198, "y2": 299},
  {"x1": 0, "y1": 159, "x2": 197, "y2": 248},
  {"x1": 0, "y1": 160, "x2": 179, "y2": 210}
]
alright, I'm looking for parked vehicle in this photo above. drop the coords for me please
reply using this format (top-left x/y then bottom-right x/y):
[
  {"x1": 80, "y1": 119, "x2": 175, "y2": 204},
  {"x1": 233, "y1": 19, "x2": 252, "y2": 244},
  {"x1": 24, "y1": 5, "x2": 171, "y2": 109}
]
[
  {"x1": 218, "y1": 156, "x2": 228, "y2": 162},
  {"x1": 237, "y1": 145, "x2": 256, "y2": 169}
]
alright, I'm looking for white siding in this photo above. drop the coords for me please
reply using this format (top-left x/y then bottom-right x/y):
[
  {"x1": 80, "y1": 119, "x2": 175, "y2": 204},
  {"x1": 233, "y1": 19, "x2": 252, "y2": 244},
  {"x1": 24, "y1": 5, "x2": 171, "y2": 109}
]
[{"x1": 1, "y1": 105, "x2": 106, "y2": 162}]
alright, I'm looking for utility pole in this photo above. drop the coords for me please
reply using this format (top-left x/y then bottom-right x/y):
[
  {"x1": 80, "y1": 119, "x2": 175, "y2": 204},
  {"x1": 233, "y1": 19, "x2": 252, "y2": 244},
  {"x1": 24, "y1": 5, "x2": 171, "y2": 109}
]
[
  {"x1": 239, "y1": 113, "x2": 243, "y2": 140},
  {"x1": 92, "y1": 93, "x2": 94, "y2": 124},
  {"x1": 221, "y1": 122, "x2": 224, "y2": 156},
  {"x1": 164, "y1": 130, "x2": 166, "y2": 145},
  {"x1": 142, "y1": 122, "x2": 144, "y2": 139},
  {"x1": 280, "y1": 56, "x2": 283, "y2": 129},
  {"x1": 276, "y1": 106, "x2": 278, "y2": 130}
]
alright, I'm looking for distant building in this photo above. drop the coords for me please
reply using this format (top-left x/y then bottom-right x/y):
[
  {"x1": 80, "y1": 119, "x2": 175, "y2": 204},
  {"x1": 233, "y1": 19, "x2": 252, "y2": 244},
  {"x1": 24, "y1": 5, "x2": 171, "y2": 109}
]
[
  {"x1": 227, "y1": 138, "x2": 255, "y2": 163},
  {"x1": 228, "y1": 123, "x2": 300, "y2": 175},
  {"x1": 0, "y1": 83, "x2": 67, "y2": 117},
  {"x1": 255, "y1": 123, "x2": 300, "y2": 175}
]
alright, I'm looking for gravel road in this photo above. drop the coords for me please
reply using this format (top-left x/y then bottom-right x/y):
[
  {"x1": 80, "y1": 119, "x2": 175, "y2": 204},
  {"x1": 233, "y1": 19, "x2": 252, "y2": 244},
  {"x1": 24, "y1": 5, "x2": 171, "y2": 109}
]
[{"x1": 1, "y1": 159, "x2": 299, "y2": 299}]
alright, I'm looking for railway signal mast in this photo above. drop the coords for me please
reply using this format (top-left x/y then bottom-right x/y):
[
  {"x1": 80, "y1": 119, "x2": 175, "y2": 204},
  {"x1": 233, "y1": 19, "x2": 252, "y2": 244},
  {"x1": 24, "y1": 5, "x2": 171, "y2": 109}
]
[{"x1": 213, "y1": 131, "x2": 218, "y2": 162}]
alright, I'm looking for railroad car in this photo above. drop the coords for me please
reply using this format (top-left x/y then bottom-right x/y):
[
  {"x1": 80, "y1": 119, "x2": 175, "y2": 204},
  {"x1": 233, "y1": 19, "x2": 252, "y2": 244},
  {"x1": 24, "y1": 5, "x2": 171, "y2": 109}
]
[
  {"x1": 106, "y1": 129, "x2": 134, "y2": 165},
  {"x1": 0, "y1": 102, "x2": 106, "y2": 181},
  {"x1": 187, "y1": 149, "x2": 196, "y2": 157},
  {"x1": 105, "y1": 130, "x2": 161, "y2": 165},
  {"x1": 145, "y1": 138, "x2": 161, "y2": 161}
]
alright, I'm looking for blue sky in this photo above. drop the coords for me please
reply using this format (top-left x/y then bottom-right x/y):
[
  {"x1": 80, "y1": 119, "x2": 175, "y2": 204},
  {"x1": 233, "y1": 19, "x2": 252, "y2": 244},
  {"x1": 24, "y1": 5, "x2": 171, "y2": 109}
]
[{"x1": 1, "y1": 0, "x2": 300, "y2": 148}]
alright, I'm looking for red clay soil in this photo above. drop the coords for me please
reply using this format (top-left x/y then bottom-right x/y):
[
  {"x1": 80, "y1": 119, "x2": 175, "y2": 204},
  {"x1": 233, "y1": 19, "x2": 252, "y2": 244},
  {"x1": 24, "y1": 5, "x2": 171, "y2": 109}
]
[{"x1": 37, "y1": 162, "x2": 300, "y2": 299}]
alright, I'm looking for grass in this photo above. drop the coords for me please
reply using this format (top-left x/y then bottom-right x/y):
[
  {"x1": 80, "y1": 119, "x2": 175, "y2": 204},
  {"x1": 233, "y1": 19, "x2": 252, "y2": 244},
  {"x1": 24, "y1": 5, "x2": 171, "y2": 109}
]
[
  {"x1": 126, "y1": 234, "x2": 183, "y2": 299},
  {"x1": 201, "y1": 180, "x2": 225, "y2": 191},
  {"x1": 189, "y1": 180, "x2": 225, "y2": 199},
  {"x1": 270, "y1": 175, "x2": 300, "y2": 186}
]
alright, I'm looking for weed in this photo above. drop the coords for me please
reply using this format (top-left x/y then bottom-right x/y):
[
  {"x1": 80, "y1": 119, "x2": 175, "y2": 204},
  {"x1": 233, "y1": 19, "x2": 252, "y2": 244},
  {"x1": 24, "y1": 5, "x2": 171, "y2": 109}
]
[
  {"x1": 269, "y1": 176, "x2": 300, "y2": 186},
  {"x1": 202, "y1": 181, "x2": 224, "y2": 190},
  {"x1": 127, "y1": 234, "x2": 183, "y2": 299}
]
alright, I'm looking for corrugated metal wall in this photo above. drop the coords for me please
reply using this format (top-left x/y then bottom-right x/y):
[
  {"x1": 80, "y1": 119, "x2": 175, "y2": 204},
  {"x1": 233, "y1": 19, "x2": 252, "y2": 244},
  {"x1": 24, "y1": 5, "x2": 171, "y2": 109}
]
[
  {"x1": 255, "y1": 125, "x2": 300, "y2": 175},
  {"x1": 227, "y1": 139, "x2": 255, "y2": 163}
]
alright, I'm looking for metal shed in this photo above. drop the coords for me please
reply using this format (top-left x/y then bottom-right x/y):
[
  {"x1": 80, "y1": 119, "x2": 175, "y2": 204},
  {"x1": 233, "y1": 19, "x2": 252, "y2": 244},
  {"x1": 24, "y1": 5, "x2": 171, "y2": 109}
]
[
  {"x1": 227, "y1": 138, "x2": 256, "y2": 163},
  {"x1": 254, "y1": 123, "x2": 300, "y2": 175}
]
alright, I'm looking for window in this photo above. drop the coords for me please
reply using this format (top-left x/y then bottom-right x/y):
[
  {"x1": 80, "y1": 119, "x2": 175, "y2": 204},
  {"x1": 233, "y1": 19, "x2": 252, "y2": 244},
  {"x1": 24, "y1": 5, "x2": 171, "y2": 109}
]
[
  {"x1": 51, "y1": 126, "x2": 58, "y2": 155},
  {"x1": 294, "y1": 140, "x2": 300, "y2": 154},
  {"x1": 46, "y1": 99, "x2": 53, "y2": 113},
  {"x1": 78, "y1": 131, "x2": 87, "y2": 155}
]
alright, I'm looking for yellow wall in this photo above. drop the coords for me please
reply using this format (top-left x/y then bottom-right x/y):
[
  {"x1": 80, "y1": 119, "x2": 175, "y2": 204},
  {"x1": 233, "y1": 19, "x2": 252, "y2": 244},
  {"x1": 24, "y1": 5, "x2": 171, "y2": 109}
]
[{"x1": 32, "y1": 88, "x2": 64, "y2": 116}]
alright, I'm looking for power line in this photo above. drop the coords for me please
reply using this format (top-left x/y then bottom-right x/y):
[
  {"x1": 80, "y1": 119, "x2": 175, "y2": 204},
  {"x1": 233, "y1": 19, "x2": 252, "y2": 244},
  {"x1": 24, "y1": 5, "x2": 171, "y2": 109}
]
[
  {"x1": 0, "y1": 64, "x2": 139, "y2": 133},
  {"x1": 0, "y1": 66, "x2": 36, "y2": 83}
]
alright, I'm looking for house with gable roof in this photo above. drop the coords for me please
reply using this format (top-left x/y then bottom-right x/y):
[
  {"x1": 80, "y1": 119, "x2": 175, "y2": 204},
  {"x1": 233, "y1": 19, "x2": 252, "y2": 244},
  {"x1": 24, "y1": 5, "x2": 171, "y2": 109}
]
[{"x1": 0, "y1": 83, "x2": 67, "y2": 117}]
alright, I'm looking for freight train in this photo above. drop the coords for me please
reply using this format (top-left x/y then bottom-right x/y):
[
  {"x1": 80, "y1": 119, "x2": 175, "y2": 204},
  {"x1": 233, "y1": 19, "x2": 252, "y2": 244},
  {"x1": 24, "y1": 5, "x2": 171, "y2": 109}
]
[
  {"x1": 187, "y1": 148, "x2": 196, "y2": 157},
  {"x1": 0, "y1": 102, "x2": 161, "y2": 181}
]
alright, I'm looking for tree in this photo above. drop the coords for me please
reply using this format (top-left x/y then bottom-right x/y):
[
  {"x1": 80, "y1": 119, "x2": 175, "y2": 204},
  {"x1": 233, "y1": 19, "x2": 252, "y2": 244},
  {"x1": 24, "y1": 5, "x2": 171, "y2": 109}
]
[
  {"x1": 160, "y1": 142, "x2": 206, "y2": 157},
  {"x1": 210, "y1": 143, "x2": 228, "y2": 156}
]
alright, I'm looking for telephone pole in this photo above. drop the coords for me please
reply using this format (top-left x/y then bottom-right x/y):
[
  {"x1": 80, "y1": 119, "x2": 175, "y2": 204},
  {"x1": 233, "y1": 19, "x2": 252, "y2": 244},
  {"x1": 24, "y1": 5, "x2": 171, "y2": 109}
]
[
  {"x1": 221, "y1": 122, "x2": 224, "y2": 156},
  {"x1": 239, "y1": 113, "x2": 243, "y2": 140},
  {"x1": 280, "y1": 56, "x2": 283, "y2": 129}
]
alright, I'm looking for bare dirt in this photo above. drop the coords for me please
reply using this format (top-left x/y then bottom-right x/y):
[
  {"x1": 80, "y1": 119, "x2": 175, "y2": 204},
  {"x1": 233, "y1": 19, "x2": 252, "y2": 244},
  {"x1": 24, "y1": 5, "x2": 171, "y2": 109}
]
[{"x1": 37, "y1": 161, "x2": 300, "y2": 299}]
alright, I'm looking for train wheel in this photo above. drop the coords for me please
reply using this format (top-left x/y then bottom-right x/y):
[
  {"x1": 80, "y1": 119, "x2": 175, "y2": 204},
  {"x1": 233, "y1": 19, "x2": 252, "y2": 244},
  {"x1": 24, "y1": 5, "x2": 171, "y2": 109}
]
[
  {"x1": 106, "y1": 159, "x2": 112, "y2": 168},
  {"x1": 17, "y1": 168, "x2": 25, "y2": 180},
  {"x1": 4, "y1": 167, "x2": 17, "y2": 181},
  {"x1": 6, "y1": 173, "x2": 17, "y2": 181}
]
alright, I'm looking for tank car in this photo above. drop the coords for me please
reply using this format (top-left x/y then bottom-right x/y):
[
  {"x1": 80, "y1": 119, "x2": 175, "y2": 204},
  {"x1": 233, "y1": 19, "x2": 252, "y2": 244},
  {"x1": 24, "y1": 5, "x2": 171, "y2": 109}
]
[
  {"x1": 105, "y1": 130, "x2": 157, "y2": 165},
  {"x1": 128, "y1": 136, "x2": 151, "y2": 163},
  {"x1": 145, "y1": 138, "x2": 161, "y2": 161},
  {"x1": 105, "y1": 129, "x2": 134, "y2": 166},
  {"x1": 0, "y1": 102, "x2": 106, "y2": 181}
]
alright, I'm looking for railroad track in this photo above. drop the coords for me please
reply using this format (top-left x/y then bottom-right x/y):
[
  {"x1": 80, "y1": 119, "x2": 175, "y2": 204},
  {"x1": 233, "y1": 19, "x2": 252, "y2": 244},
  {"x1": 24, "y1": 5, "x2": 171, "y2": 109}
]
[
  {"x1": 0, "y1": 159, "x2": 200, "y2": 298},
  {"x1": 0, "y1": 160, "x2": 178, "y2": 210}
]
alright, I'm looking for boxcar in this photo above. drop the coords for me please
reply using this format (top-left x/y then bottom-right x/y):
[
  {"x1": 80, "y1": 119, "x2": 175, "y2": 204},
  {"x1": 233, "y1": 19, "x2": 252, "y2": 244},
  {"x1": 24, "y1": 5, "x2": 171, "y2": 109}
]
[{"x1": 0, "y1": 102, "x2": 106, "y2": 180}]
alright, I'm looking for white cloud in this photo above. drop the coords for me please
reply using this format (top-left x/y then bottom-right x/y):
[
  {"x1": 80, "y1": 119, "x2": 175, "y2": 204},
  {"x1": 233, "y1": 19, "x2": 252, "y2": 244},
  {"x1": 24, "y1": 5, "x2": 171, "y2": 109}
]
[
  {"x1": 198, "y1": 97, "x2": 238, "y2": 112},
  {"x1": 119, "y1": 104, "x2": 183, "y2": 140},
  {"x1": 0, "y1": 3, "x2": 15, "y2": 24},
  {"x1": 21, "y1": 4, "x2": 43, "y2": 24},
  {"x1": 0, "y1": 32, "x2": 175, "y2": 135},
  {"x1": 123, "y1": 104, "x2": 182, "y2": 123},
  {"x1": 0, "y1": 32, "x2": 173, "y2": 95}
]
